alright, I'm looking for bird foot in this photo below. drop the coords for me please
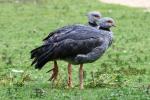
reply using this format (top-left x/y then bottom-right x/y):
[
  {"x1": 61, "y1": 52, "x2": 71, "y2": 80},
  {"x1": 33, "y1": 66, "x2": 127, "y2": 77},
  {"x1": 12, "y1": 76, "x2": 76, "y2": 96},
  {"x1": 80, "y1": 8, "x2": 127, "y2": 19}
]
[{"x1": 67, "y1": 81, "x2": 73, "y2": 88}]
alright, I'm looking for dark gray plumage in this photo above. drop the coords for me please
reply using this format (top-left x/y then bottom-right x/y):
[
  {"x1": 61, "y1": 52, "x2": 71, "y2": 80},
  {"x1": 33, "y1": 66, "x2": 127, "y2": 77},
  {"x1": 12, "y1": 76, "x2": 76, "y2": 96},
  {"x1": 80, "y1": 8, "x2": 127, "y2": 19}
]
[
  {"x1": 31, "y1": 11, "x2": 102, "y2": 82},
  {"x1": 31, "y1": 17, "x2": 115, "y2": 69}
]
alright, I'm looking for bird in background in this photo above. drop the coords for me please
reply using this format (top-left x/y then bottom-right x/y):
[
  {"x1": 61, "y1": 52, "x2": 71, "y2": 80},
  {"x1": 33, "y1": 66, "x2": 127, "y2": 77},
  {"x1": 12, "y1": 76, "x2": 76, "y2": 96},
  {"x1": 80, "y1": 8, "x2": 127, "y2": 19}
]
[
  {"x1": 40, "y1": 11, "x2": 102, "y2": 86},
  {"x1": 31, "y1": 17, "x2": 116, "y2": 89},
  {"x1": 87, "y1": 11, "x2": 101, "y2": 28}
]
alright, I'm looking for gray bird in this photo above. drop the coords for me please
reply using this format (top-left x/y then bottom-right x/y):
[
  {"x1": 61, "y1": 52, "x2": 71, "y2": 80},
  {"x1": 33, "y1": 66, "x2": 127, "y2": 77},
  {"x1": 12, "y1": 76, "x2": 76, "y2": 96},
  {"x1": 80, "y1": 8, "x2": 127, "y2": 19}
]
[
  {"x1": 31, "y1": 17, "x2": 116, "y2": 89},
  {"x1": 40, "y1": 11, "x2": 102, "y2": 86}
]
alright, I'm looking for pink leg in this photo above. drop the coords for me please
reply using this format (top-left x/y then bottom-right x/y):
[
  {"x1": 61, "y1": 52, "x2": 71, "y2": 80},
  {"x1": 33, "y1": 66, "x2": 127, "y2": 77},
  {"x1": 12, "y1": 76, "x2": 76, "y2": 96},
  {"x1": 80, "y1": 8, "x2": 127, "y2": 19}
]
[
  {"x1": 79, "y1": 64, "x2": 84, "y2": 89},
  {"x1": 68, "y1": 63, "x2": 73, "y2": 87}
]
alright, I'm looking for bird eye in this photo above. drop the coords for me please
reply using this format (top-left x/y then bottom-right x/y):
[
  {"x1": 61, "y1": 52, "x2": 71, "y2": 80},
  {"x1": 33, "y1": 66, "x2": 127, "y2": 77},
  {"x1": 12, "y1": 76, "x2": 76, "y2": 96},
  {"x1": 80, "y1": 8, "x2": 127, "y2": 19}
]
[
  {"x1": 107, "y1": 20, "x2": 112, "y2": 23},
  {"x1": 93, "y1": 15, "x2": 100, "y2": 18}
]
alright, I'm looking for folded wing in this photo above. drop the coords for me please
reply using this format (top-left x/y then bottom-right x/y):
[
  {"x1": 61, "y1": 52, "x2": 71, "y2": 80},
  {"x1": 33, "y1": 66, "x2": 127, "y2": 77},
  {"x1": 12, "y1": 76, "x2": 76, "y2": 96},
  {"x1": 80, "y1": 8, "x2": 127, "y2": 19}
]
[{"x1": 31, "y1": 37, "x2": 104, "y2": 69}]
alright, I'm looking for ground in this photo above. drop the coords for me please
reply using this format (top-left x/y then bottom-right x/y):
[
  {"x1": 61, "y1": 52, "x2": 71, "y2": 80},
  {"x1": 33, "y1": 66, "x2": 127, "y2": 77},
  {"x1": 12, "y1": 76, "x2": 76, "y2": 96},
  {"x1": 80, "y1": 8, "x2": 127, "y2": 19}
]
[
  {"x1": 101, "y1": 0, "x2": 150, "y2": 9},
  {"x1": 0, "y1": 0, "x2": 150, "y2": 100}
]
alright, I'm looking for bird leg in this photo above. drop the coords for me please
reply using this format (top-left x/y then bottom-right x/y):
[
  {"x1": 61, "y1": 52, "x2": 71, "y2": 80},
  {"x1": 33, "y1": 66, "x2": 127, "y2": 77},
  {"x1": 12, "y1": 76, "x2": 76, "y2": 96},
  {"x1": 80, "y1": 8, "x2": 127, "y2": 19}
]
[
  {"x1": 79, "y1": 64, "x2": 84, "y2": 89},
  {"x1": 67, "y1": 63, "x2": 73, "y2": 88},
  {"x1": 47, "y1": 61, "x2": 58, "y2": 81}
]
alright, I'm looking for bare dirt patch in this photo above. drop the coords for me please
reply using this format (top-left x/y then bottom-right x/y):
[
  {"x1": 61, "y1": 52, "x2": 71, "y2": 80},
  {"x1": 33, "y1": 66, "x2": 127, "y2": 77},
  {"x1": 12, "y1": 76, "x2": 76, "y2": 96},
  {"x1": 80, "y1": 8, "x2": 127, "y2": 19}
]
[{"x1": 100, "y1": 0, "x2": 150, "y2": 9}]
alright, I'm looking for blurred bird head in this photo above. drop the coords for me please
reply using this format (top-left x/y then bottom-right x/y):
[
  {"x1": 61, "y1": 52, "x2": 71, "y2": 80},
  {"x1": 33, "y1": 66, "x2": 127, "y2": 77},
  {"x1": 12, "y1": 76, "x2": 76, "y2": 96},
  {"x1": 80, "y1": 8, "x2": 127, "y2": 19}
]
[
  {"x1": 97, "y1": 17, "x2": 116, "y2": 29},
  {"x1": 87, "y1": 11, "x2": 102, "y2": 23}
]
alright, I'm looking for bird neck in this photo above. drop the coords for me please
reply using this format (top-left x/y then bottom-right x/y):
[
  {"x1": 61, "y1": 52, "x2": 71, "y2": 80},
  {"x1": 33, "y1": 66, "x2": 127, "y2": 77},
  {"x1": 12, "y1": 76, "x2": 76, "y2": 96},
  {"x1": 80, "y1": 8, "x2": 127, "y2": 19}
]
[
  {"x1": 99, "y1": 26, "x2": 110, "y2": 31},
  {"x1": 88, "y1": 22, "x2": 97, "y2": 27}
]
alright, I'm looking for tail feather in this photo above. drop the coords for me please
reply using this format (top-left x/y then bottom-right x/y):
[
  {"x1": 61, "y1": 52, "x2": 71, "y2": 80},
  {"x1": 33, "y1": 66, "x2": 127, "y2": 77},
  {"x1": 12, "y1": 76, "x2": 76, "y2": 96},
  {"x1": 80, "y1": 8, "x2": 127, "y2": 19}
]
[
  {"x1": 31, "y1": 45, "x2": 48, "y2": 59},
  {"x1": 35, "y1": 50, "x2": 53, "y2": 69},
  {"x1": 31, "y1": 44, "x2": 54, "y2": 69}
]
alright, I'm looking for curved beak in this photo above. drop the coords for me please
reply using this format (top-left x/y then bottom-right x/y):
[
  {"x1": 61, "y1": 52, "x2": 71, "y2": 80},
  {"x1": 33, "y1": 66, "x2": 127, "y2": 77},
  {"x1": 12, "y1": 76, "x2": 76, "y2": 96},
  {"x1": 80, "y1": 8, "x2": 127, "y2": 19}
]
[{"x1": 112, "y1": 23, "x2": 116, "y2": 27}]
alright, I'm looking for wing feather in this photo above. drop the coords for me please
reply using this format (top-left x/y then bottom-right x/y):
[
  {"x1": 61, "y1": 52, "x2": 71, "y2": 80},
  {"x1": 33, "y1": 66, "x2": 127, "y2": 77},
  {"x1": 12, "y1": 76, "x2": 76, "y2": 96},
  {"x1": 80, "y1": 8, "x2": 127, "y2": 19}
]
[
  {"x1": 43, "y1": 24, "x2": 83, "y2": 41},
  {"x1": 51, "y1": 37, "x2": 104, "y2": 59}
]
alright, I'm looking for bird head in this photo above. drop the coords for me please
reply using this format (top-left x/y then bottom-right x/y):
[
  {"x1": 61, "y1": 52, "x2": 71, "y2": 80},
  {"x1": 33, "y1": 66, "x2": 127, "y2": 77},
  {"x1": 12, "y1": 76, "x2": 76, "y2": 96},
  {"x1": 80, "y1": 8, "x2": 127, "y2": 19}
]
[
  {"x1": 97, "y1": 17, "x2": 116, "y2": 29},
  {"x1": 87, "y1": 11, "x2": 102, "y2": 24}
]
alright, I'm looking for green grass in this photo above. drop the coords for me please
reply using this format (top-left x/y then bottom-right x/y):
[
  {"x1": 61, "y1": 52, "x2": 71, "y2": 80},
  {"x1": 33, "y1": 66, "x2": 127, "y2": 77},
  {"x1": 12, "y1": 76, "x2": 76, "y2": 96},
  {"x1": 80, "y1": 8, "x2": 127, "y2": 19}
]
[{"x1": 0, "y1": 0, "x2": 150, "y2": 99}]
